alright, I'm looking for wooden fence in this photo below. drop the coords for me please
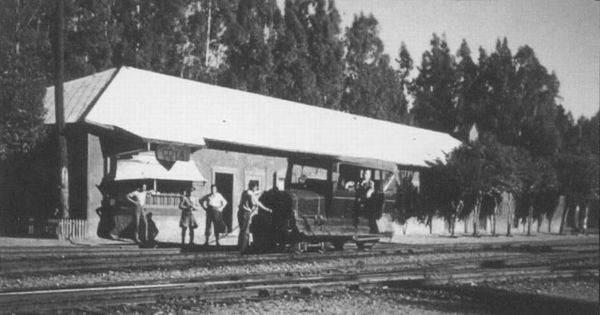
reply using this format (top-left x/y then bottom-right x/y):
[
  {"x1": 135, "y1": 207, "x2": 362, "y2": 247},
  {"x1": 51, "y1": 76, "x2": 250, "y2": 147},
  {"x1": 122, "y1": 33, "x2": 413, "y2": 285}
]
[
  {"x1": 147, "y1": 193, "x2": 182, "y2": 207},
  {"x1": 56, "y1": 219, "x2": 87, "y2": 240}
]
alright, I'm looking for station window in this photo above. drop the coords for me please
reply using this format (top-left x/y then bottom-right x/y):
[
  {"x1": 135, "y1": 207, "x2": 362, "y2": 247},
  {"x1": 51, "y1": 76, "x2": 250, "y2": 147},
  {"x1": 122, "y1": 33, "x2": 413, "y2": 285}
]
[
  {"x1": 337, "y1": 164, "x2": 396, "y2": 193},
  {"x1": 290, "y1": 165, "x2": 328, "y2": 184}
]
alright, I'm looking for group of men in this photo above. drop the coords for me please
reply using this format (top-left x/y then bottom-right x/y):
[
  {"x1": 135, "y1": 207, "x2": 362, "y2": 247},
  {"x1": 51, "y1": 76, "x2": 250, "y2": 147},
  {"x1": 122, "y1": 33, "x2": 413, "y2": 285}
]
[
  {"x1": 125, "y1": 168, "x2": 380, "y2": 249},
  {"x1": 127, "y1": 182, "x2": 271, "y2": 252}
]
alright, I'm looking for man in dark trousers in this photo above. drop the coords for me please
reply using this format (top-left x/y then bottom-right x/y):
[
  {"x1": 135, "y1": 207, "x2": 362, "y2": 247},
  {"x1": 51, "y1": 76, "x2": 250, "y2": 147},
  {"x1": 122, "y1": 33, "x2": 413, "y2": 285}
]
[
  {"x1": 237, "y1": 182, "x2": 272, "y2": 253},
  {"x1": 126, "y1": 184, "x2": 149, "y2": 243},
  {"x1": 178, "y1": 188, "x2": 198, "y2": 246},
  {"x1": 353, "y1": 170, "x2": 375, "y2": 229},
  {"x1": 199, "y1": 184, "x2": 228, "y2": 246}
]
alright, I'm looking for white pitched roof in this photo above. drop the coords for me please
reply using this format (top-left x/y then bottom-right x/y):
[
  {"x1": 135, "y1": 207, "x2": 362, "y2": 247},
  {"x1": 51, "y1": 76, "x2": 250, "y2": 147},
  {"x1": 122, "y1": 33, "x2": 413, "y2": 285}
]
[
  {"x1": 44, "y1": 68, "x2": 117, "y2": 124},
  {"x1": 46, "y1": 67, "x2": 461, "y2": 167}
]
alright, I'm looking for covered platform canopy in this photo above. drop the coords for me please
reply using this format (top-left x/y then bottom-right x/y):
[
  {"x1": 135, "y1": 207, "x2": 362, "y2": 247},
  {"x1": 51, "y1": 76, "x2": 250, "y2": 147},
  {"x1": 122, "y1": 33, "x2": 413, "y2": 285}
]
[
  {"x1": 44, "y1": 67, "x2": 461, "y2": 168},
  {"x1": 114, "y1": 152, "x2": 206, "y2": 182}
]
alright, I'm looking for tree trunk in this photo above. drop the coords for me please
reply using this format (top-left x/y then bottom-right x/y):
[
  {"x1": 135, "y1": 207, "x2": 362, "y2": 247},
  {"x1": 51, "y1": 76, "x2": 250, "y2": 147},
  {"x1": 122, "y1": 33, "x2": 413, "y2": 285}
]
[
  {"x1": 491, "y1": 198, "x2": 498, "y2": 236},
  {"x1": 506, "y1": 193, "x2": 512, "y2": 236},
  {"x1": 573, "y1": 205, "x2": 580, "y2": 233},
  {"x1": 582, "y1": 203, "x2": 589, "y2": 235},
  {"x1": 428, "y1": 215, "x2": 433, "y2": 234},
  {"x1": 457, "y1": 200, "x2": 464, "y2": 236},
  {"x1": 451, "y1": 200, "x2": 463, "y2": 237},
  {"x1": 473, "y1": 194, "x2": 481, "y2": 236},
  {"x1": 559, "y1": 206, "x2": 570, "y2": 235},
  {"x1": 547, "y1": 212, "x2": 552, "y2": 234},
  {"x1": 449, "y1": 212, "x2": 455, "y2": 237},
  {"x1": 527, "y1": 202, "x2": 533, "y2": 236}
]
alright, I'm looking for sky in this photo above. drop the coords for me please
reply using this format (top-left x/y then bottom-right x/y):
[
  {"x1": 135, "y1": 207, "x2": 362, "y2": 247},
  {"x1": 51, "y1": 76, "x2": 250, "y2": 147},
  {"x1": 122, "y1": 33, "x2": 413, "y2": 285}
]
[{"x1": 334, "y1": 0, "x2": 599, "y2": 118}]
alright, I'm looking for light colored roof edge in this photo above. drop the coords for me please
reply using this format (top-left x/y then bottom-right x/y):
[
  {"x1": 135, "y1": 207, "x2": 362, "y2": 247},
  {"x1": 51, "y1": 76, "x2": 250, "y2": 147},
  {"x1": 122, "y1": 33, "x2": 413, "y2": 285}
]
[
  {"x1": 44, "y1": 67, "x2": 119, "y2": 124},
  {"x1": 119, "y1": 67, "x2": 458, "y2": 141},
  {"x1": 50, "y1": 66, "x2": 461, "y2": 167}
]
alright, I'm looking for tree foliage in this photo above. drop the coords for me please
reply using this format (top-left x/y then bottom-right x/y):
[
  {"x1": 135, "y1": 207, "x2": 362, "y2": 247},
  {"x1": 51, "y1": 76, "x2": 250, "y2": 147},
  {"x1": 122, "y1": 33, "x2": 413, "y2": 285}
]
[
  {"x1": 0, "y1": 0, "x2": 47, "y2": 160},
  {"x1": 0, "y1": 0, "x2": 596, "y2": 230},
  {"x1": 341, "y1": 13, "x2": 408, "y2": 122},
  {"x1": 411, "y1": 33, "x2": 458, "y2": 133}
]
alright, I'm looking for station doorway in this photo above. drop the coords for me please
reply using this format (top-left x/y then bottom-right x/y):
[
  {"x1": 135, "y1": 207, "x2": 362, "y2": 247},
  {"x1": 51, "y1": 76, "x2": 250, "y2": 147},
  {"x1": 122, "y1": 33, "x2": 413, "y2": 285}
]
[{"x1": 214, "y1": 172, "x2": 234, "y2": 233}]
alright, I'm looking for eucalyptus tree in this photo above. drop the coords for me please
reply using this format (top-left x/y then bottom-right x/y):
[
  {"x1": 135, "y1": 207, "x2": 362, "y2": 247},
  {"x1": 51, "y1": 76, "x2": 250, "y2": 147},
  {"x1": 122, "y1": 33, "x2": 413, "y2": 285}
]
[
  {"x1": 220, "y1": 0, "x2": 281, "y2": 95},
  {"x1": 302, "y1": 0, "x2": 345, "y2": 110},
  {"x1": 395, "y1": 42, "x2": 413, "y2": 124},
  {"x1": 556, "y1": 112, "x2": 599, "y2": 234},
  {"x1": 411, "y1": 33, "x2": 458, "y2": 133},
  {"x1": 454, "y1": 39, "x2": 480, "y2": 140},
  {"x1": 341, "y1": 13, "x2": 407, "y2": 122},
  {"x1": 0, "y1": 0, "x2": 48, "y2": 160}
]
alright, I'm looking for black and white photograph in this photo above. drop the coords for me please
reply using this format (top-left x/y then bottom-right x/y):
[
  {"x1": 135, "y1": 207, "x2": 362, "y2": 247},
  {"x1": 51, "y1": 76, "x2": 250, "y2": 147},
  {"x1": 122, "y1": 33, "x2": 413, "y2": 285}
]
[{"x1": 0, "y1": 0, "x2": 598, "y2": 314}]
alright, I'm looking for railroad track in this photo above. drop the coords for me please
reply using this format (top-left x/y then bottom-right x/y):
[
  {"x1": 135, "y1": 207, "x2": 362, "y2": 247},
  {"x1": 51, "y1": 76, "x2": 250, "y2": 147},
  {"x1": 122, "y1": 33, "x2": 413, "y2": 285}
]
[
  {"x1": 0, "y1": 249, "x2": 597, "y2": 314},
  {"x1": 1, "y1": 249, "x2": 596, "y2": 293},
  {"x1": 1, "y1": 237, "x2": 597, "y2": 277}
]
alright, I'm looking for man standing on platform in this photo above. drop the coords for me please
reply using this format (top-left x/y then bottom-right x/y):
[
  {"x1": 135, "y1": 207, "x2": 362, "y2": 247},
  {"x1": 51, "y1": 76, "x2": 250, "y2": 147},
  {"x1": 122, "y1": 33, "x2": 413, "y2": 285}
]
[
  {"x1": 237, "y1": 182, "x2": 273, "y2": 253},
  {"x1": 199, "y1": 184, "x2": 228, "y2": 246},
  {"x1": 353, "y1": 170, "x2": 375, "y2": 229},
  {"x1": 126, "y1": 184, "x2": 149, "y2": 243}
]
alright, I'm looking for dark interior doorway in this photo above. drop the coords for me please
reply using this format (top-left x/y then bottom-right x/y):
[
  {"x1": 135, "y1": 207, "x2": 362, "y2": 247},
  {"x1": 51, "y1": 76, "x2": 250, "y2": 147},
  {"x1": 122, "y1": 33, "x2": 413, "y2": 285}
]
[{"x1": 214, "y1": 172, "x2": 234, "y2": 233}]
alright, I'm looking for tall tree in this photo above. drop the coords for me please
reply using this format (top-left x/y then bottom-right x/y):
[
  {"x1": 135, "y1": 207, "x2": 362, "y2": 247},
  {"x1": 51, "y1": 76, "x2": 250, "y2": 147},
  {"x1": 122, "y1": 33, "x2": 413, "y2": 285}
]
[
  {"x1": 302, "y1": 0, "x2": 345, "y2": 109},
  {"x1": 477, "y1": 38, "x2": 518, "y2": 145},
  {"x1": 341, "y1": 13, "x2": 407, "y2": 122},
  {"x1": 556, "y1": 111, "x2": 599, "y2": 233},
  {"x1": 513, "y1": 45, "x2": 560, "y2": 157},
  {"x1": 411, "y1": 33, "x2": 458, "y2": 133},
  {"x1": 395, "y1": 42, "x2": 413, "y2": 124},
  {"x1": 421, "y1": 133, "x2": 524, "y2": 237},
  {"x1": 62, "y1": 0, "x2": 116, "y2": 77},
  {"x1": 221, "y1": 0, "x2": 280, "y2": 95},
  {"x1": 516, "y1": 155, "x2": 559, "y2": 236},
  {"x1": 177, "y1": 0, "x2": 236, "y2": 83},
  {"x1": 0, "y1": 0, "x2": 47, "y2": 160},
  {"x1": 270, "y1": 0, "x2": 319, "y2": 104},
  {"x1": 454, "y1": 39, "x2": 480, "y2": 140}
]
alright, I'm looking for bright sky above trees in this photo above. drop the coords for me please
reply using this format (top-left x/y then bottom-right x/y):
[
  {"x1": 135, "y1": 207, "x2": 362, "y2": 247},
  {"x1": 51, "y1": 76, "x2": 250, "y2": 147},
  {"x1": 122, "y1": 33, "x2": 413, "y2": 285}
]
[{"x1": 335, "y1": 0, "x2": 599, "y2": 118}]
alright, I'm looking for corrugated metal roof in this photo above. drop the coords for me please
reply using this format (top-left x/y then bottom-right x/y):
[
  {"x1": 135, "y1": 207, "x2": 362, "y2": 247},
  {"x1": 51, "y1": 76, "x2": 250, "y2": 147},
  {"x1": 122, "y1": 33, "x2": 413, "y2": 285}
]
[
  {"x1": 45, "y1": 66, "x2": 461, "y2": 167},
  {"x1": 43, "y1": 68, "x2": 117, "y2": 124}
]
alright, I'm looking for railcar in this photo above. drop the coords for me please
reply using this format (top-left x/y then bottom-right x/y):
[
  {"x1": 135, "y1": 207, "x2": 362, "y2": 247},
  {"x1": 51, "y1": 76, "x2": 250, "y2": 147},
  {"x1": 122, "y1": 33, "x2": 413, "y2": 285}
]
[{"x1": 249, "y1": 157, "x2": 419, "y2": 251}]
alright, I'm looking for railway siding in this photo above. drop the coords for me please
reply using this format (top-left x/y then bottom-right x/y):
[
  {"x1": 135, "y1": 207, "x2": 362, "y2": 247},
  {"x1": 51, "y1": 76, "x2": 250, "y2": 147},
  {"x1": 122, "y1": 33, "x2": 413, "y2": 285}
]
[{"x1": 0, "y1": 238, "x2": 597, "y2": 314}]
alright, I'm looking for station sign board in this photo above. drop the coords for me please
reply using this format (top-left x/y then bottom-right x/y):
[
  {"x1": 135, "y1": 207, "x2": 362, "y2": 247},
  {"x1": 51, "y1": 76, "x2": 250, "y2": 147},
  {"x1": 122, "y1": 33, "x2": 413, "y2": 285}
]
[{"x1": 155, "y1": 144, "x2": 191, "y2": 169}]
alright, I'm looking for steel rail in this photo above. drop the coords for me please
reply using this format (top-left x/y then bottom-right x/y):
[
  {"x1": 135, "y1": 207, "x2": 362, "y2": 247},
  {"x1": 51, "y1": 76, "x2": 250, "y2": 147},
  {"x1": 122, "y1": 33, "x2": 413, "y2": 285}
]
[
  {"x1": 1, "y1": 238, "x2": 597, "y2": 276},
  {"x1": 0, "y1": 261, "x2": 596, "y2": 314},
  {"x1": 1, "y1": 248, "x2": 596, "y2": 293}
]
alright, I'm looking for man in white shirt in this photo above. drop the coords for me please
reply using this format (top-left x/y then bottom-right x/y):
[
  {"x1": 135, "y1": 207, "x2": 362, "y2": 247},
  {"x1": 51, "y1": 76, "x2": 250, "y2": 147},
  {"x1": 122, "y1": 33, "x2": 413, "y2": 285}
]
[
  {"x1": 199, "y1": 184, "x2": 228, "y2": 246},
  {"x1": 126, "y1": 184, "x2": 148, "y2": 243}
]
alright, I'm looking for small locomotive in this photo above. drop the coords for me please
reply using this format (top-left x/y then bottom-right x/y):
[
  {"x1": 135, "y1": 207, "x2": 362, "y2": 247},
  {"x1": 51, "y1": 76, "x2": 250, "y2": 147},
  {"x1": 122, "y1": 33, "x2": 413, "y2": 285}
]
[{"x1": 250, "y1": 157, "x2": 418, "y2": 251}]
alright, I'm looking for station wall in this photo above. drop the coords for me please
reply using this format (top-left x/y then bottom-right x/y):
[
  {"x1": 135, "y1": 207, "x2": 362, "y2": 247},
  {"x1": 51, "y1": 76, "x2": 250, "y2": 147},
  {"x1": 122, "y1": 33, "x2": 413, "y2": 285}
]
[{"x1": 148, "y1": 148, "x2": 287, "y2": 243}]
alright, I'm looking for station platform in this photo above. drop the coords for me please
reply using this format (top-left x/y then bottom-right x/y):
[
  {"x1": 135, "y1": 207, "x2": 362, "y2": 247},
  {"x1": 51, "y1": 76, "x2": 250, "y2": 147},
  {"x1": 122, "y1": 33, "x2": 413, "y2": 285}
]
[{"x1": 0, "y1": 231, "x2": 596, "y2": 248}]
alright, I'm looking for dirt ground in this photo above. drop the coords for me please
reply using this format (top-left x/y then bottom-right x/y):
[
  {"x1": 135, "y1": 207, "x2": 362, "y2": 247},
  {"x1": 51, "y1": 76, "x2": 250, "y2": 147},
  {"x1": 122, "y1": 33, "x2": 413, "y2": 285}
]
[{"x1": 62, "y1": 276, "x2": 596, "y2": 315}]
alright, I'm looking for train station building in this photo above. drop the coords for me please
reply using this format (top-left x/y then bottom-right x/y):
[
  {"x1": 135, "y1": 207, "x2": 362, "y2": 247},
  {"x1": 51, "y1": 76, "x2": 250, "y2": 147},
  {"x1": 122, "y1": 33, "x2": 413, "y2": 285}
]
[{"x1": 0, "y1": 67, "x2": 463, "y2": 242}]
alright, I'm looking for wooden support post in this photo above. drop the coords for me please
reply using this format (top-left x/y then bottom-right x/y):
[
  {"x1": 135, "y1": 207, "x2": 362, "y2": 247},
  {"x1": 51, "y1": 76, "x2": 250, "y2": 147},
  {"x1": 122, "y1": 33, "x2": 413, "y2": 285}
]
[{"x1": 54, "y1": 0, "x2": 69, "y2": 219}]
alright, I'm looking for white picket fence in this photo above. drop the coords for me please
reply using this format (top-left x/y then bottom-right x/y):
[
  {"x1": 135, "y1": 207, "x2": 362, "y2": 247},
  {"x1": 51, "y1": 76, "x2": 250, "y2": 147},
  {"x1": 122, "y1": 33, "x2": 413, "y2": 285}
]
[{"x1": 56, "y1": 219, "x2": 87, "y2": 240}]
